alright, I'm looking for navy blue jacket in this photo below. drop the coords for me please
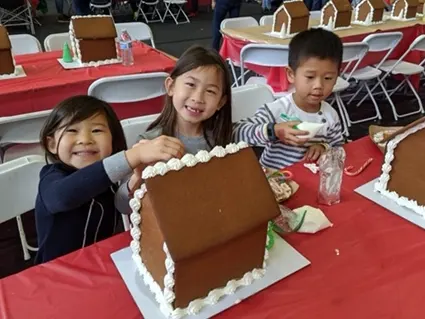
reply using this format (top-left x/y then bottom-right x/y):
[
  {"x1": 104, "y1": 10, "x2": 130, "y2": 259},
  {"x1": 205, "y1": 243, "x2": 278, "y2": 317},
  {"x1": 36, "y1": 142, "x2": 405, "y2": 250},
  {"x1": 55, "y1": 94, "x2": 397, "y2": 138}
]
[{"x1": 34, "y1": 157, "x2": 129, "y2": 264}]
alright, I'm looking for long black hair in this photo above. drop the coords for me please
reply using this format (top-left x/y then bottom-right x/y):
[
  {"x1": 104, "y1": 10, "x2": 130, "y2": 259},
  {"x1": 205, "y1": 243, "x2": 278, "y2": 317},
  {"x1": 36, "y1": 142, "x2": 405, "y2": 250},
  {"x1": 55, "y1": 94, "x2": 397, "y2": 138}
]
[
  {"x1": 147, "y1": 45, "x2": 233, "y2": 148},
  {"x1": 40, "y1": 95, "x2": 127, "y2": 164}
]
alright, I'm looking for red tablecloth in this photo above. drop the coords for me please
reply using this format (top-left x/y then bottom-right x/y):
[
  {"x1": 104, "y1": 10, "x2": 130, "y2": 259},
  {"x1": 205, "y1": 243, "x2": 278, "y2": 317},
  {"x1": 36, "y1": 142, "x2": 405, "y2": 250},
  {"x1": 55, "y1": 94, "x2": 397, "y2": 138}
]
[
  {"x1": 2, "y1": 138, "x2": 425, "y2": 319},
  {"x1": 220, "y1": 24, "x2": 425, "y2": 92},
  {"x1": 0, "y1": 43, "x2": 176, "y2": 119}
]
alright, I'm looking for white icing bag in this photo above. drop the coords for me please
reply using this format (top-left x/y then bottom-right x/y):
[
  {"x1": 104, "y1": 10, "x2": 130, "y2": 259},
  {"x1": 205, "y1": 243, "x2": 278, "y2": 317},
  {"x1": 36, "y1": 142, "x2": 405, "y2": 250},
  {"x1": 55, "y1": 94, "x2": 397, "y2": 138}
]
[{"x1": 288, "y1": 205, "x2": 333, "y2": 233}]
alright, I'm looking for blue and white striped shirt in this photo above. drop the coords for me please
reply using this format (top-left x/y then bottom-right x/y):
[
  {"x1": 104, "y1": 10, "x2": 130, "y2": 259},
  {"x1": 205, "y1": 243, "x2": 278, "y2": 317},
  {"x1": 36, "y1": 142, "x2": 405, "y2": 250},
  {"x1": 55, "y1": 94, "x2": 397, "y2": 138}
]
[{"x1": 233, "y1": 94, "x2": 344, "y2": 169}]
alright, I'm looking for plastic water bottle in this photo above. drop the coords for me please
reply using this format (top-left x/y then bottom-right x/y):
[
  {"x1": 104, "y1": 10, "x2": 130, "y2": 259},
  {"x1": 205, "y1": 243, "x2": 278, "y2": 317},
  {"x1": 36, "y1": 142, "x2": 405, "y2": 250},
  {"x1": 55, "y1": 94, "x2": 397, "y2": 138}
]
[{"x1": 119, "y1": 29, "x2": 134, "y2": 66}]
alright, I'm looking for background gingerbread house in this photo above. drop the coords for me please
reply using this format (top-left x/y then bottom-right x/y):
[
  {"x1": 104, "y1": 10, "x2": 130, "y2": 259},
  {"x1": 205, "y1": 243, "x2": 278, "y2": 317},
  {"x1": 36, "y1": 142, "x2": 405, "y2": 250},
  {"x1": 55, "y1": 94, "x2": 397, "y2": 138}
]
[
  {"x1": 391, "y1": 0, "x2": 419, "y2": 20},
  {"x1": 272, "y1": 0, "x2": 309, "y2": 36},
  {"x1": 320, "y1": 0, "x2": 352, "y2": 29},
  {"x1": 69, "y1": 15, "x2": 118, "y2": 64},
  {"x1": 353, "y1": 0, "x2": 386, "y2": 24},
  {"x1": 417, "y1": 0, "x2": 424, "y2": 15},
  {"x1": 129, "y1": 144, "x2": 280, "y2": 317},
  {"x1": 0, "y1": 25, "x2": 15, "y2": 76},
  {"x1": 375, "y1": 117, "x2": 425, "y2": 216}
]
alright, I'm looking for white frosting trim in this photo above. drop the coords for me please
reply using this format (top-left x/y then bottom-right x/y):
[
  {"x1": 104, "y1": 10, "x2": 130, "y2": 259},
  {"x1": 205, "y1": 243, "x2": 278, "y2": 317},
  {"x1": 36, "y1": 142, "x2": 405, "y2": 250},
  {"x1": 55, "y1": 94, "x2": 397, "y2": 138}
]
[
  {"x1": 142, "y1": 141, "x2": 249, "y2": 180},
  {"x1": 374, "y1": 121, "x2": 425, "y2": 217},
  {"x1": 130, "y1": 141, "x2": 271, "y2": 319},
  {"x1": 69, "y1": 15, "x2": 120, "y2": 66}
]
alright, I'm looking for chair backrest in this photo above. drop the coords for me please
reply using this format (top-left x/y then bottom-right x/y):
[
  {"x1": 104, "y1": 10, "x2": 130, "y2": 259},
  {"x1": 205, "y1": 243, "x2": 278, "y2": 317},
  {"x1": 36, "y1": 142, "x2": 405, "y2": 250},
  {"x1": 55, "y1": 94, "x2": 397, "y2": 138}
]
[
  {"x1": 231, "y1": 84, "x2": 275, "y2": 122},
  {"x1": 220, "y1": 16, "x2": 258, "y2": 30},
  {"x1": 240, "y1": 44, "x2": 289, "y2": 85},
  {"x1": 341, "y1": 42, "x2": 369, "y2": 80},
  {"x1": 362, "y1": 31, "x2": 403, "y2": 68},
  {"x1": 9, "y1": 34, "x2": 42, "y2": 55},
  {"x1": 310, "y1": 10, "x2": 321, "y2": 19},
  {"x1": 120, "y1": 113, "x2": 160, "y2": 146},
  {"x1": 88, "y1": 72, "x2": 168, "y2": 103},
  {"x1": 0, "y1": 155, "x2": 45, "y2": 223},
  {"x1": 0, "y1": 110, "x2": 51, "y2": 145},
  {"x1": 115, "y1": 22, "x2": 156, "y2": 48},
  {"x1": 44, "y1": 32, "x2": 71, "y2": 52},
  {"x1": 409, "y1": 34, "x2": 425, "y2": 52},
  {"x1": 259, "y1": 15, "x2": 273, "y2": 26}
]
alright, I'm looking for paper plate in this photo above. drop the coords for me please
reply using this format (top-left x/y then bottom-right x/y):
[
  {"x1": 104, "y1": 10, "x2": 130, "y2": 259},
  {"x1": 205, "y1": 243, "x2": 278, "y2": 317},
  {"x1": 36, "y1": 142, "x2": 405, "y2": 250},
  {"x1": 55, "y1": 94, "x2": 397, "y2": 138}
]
[{"x1": 295, "y1": 122, "x2": 325, "y2": 139}]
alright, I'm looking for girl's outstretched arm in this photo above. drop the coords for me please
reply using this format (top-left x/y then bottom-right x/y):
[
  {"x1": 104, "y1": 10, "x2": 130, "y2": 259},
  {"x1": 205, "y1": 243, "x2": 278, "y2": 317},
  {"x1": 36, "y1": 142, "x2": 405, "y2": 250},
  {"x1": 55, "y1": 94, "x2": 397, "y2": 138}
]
[{"x1": 39, "y1": 152, "x2": 133, "y2": 214}]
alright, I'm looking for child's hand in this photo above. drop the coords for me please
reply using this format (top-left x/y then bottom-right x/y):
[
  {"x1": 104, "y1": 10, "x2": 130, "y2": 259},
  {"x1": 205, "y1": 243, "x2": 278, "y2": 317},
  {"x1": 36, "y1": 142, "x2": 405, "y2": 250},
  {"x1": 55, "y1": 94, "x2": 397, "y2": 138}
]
[
  {"x1": 303, "y1": 144, "x2": 326, "y2": 162},
  {"x1": 274, "y1": 121, "x2": 309, "y2": 146},
  {"x1": 125, "y1": 136, "x2": 185, "y2": 169}
]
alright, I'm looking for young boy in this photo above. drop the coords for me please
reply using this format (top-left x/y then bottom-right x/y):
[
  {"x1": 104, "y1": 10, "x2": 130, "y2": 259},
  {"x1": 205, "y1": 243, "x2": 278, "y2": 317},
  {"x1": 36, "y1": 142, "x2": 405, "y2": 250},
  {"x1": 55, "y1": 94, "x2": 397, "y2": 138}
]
[{"x1": 233, "y1": 28, "x2": 345, "y2": 169}]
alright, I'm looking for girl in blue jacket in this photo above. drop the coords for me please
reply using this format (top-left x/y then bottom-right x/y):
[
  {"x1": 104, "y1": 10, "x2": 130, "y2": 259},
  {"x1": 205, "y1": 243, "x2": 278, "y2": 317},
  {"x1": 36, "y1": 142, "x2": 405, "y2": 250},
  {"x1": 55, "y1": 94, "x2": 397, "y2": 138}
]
[{"x1": 35, "y1": 95, "x2": 184, "y2": 264}]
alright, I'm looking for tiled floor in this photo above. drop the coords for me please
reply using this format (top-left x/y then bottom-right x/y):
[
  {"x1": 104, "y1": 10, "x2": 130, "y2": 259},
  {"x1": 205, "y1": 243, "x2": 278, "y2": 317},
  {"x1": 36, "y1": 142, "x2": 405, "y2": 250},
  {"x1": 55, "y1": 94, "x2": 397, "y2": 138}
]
[{"x1": 1, "y1": 1, "x2": 424, "y2": 278}]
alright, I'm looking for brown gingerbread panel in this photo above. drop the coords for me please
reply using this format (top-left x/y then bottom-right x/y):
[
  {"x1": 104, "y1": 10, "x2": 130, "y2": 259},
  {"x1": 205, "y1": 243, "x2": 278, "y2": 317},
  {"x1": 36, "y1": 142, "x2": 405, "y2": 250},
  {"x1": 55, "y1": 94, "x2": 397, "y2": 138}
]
[
  {"x1": 172, "y1": 223, "x2": 268, "y2": 308},
  {"x1": 140, "y1": 194, "x2": 167, "y2": 290},
  {"x1": 0, "y1": 26, "x2": 11, "y2": 50},
  {"x1": 145, "y1": 148, "x2": 280, "y2": 262},
  {"x1": 79, "y1": 39, "x2": 117, "y2": 62},
  {"x1": 357, "y1": 3, "x2": 370, "y2": 21},
  {"x1": 336, "y1": 11, "x2": 351, "y2": 27},
  {"x1": 273, "y1": 11, "x2": 288, "y2": 32},
  {"x1": 72, "y1": 17, "x2": 117, "y2": 39},
  {"x1": 406, "y1": 6, "x2": 418, "y2": 18},
  {"x1": 372, "y1": 9, "x2": 384, "y2": 21},
  {"x1": 386, "y1": 129, "x2": 425, "y2": 206},
  {"x1": 323, "y1": 5, "x2": 335, "y2": 26},
  {"x1": 290, "y1": 17, "x2": 309, "y2": 33},
  {"x1": 0, "y1": 50, "x2": 14, "y2": 75}
]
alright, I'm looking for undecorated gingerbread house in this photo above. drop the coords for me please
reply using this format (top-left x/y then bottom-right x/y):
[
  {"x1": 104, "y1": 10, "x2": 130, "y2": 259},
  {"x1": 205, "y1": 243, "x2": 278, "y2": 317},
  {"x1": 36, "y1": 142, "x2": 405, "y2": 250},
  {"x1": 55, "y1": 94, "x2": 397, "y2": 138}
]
[
  {"x1": 375, "y1": 117, "x2": 425, "y2": 217},
  {"x1": 69, "y1": 15, "x2": 118, "y2": 65},
  {"x1": 417, "y1": 0, "x2": 424, "y2": 16},
  {"x1": 129, "y1": 142, "x2": 280, "y2": 318},
  {"x1": 320, "y1": 0, "x2": 352, "y2": 30},
  {"x1": 391, "y1": 0, "x2": 419, "y2": 20},
  {"x1": 353, "y1": 0, "x2": 386, "y2": 25},
  {"x1": 0, "y1": 25, "x2": 15, "y2": 76},
  {"x1": 272, "y1": 0, "x2": 310, "y2": 37}
]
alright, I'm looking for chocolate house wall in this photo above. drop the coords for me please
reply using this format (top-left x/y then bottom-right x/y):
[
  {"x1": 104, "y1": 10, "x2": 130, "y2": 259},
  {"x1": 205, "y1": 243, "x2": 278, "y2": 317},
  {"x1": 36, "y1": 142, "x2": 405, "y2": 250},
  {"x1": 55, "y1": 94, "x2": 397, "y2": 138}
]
[
  {"x1": 0, "y1": 50, "x2": 14, "y2": 75},
  {"x1": 335, "y1": 11, "x2": 351, "y2": 27},
  {"x1": 372, "y1": 8, "x2": 384, "y2": 21},
  {"x1": 273, "y1": 12, "x2": 289, "y2": 33},
  {"x1": 78, "y1": 39, "x2": 117, "y2": 63},
  {"x1": 290, "y1": 17, "x2": 308, "y2": 33},
  {"x1": 322, "y1": 5, "x2": 335, "y2": 25},
  {"x1": 387, "y1": 129, "x2": 425, "y2": 206}
]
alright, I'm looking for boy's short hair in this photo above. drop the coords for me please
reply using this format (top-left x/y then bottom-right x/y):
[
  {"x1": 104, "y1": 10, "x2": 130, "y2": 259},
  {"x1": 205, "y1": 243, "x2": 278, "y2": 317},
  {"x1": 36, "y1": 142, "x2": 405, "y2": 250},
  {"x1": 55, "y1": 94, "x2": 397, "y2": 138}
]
[{"x1": 288, "y1": 28, "x2": 343, "y2": 72}]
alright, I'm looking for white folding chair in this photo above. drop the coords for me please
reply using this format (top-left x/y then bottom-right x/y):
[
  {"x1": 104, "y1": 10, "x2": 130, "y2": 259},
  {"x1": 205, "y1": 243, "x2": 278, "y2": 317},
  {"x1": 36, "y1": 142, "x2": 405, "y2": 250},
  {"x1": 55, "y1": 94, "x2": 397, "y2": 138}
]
[
  {"x1": 331, "y1": 42, "x2": 370, "y2": 136},
  {"x1": 0, "y1": 110, "x2": 51, "y2": 163},
  {"x1": 88, "y1": 72, "x2": 168, "y2": 103},
  {"x1": 231, "y1": 84, "x2": 275, "y2": 122},
  {"x1": 89, "y1": 0, "x2": 112, "y2": 14},
  {"x1": 0, "y1": 0, "x2": 35, "y2": 34},
  {"x1": 43, "y1": 32, "x2": 71, "y2": 52},
  {"x1": 239, "y1": 43, "x2": 293, "y2": 97},
  {"x1": 119, "y1": 113, "x2": 159, "y2": 230},
  {"x1": 310, "y1": 10, "x2": 321, "y2": 19},
  {"x1": 350, "y1": 32, "x2": 404, "y2": 120},
  {"x1": 368, "y1": 34, "x2": 425, "y2": 120},
  {"x1": 9, "y1": 34, "x2": 42, "y2": 55},
  {"x1": 221, "y1": 17, "x2": 259, "y2": 87},
  {"x1": 0, "y1": 155, "x2": 45, "y2": 260},
  {"x1": 115, "y1": 22, "x2": 156, "y2": 48},
  {"x1": 259, "y1": 15, "x2": 273, "y2": 26},
  {"x1": 163, "y1": 0, "x2": 190, "y2": 24},
  {"x1": 134, "y1": 0, "x2": 162, "y2": 23}
]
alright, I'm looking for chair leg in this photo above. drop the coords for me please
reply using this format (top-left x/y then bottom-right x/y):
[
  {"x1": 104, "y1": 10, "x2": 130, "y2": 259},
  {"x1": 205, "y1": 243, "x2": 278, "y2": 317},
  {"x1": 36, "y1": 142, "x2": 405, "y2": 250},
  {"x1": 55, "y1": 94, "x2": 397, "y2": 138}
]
[
  {"x1": 334, "y1": 93, "x2": 350, "y2": 136},
  {"x1": 227, "y1": 59, "x2": 239, "y2": 87},
  {"x1": 378, "y1": 80, "x2": 398, "y2": 121},
  {"x1": 395, "y1": 76, "x2": 425, "y2": 118},
  {"x1": 122, "y1": 214, "x2": 131, "y2": 231},
  {"x1": 16, "y1": 216, "x2": 31, "y2": 261},
  {"x1": 347, "y1": 82, "x2": 364, "y2": 105},
  {"x1": 364, "y1": 82, "x2": 382, "y2": 120}
]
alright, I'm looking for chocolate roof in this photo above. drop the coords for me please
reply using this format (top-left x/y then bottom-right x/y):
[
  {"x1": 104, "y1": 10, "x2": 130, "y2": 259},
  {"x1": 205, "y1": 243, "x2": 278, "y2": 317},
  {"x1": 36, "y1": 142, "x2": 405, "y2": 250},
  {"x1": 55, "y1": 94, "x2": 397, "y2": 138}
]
[
  {"x1": 0, "y1": 25, "x2": 11, "y2": 51},
  {"x1": 367, "y1": 0, "x2": 386, "y2": 9},
  {"x1": 281, "y1": 1, "x2": 310, "y2": 18},
  {"x1": 145, "y1": 148, "x2": 281, "y2": 262},
  {"x1": 331, "y1": 0, "x2": 352, "y2": 11},
  {"x1": 381, "y1": 117, "x2": 425, "y2": 145},
  {"x1": 71, "y1": 16, "x2": 117, "y2": 39}
]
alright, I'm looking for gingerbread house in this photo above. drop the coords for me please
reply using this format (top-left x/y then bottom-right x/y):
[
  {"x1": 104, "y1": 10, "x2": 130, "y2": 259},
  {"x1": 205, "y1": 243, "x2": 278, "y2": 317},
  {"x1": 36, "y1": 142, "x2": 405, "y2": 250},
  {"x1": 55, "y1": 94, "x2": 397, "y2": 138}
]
[
  {"x1": 129, "y1": 142, "x2": 280, "y2": 318},
  {"x1": 320, "y1": 0, "x2": 352, "y2": 30},
  {"x1": 375, "y1": 117, "x2": 425, "y2": 217},
  {"x1": 272, "y1": 0, "x2": 310, "y2": 37},
  {"x1": 353, "y1": 0, "x2": 386, "y2": 25},
  {"x1": 417, "y1": 0, "x2": 424, "y2": 16},
  {"x1": 0, "y1": 25, "x2": 15, "y2": 76},
  {"x1": 391, "y1": 0, "x2": 419, "y2": 20},
  {"x1": 69, "y1": 15, "x2": 119, "y2": 66}
]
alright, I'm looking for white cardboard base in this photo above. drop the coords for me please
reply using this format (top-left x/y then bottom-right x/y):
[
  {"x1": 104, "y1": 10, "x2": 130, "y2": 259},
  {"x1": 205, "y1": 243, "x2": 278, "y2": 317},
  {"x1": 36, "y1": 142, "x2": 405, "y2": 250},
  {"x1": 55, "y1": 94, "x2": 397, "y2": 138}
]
[
  {"x1": 57, "y1": 58, "x2": 122, "y2": 69},
  {"x1": 263, "y1": 32, "x2": 295, "y2": 39},
  {"x1": 355, "y1": 178, "x2": 425, "y2": 229},
  {"x1": 0, "y1": 66, "x2": 26, "y2": 80},
  {"x1": 111, "y1": 234, "x2": 310, "y2": 319}
]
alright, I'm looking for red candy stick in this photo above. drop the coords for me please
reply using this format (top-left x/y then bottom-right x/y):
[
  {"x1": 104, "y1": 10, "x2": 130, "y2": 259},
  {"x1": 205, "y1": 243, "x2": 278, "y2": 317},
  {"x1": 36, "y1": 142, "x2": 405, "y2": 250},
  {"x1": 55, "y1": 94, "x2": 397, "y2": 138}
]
[{"x1": 344, "y1": 158, "x2": 373, "y2": 176}]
